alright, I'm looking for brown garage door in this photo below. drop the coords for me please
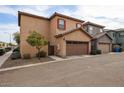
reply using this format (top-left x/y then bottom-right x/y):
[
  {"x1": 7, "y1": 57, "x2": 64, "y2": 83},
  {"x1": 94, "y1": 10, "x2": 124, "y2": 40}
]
[
  {"x1": 66, "y1": 41, "x2": 88, "y2": 56},
  {"x1": 99, "y1": 43, "x2": 110, "y2": 53}
]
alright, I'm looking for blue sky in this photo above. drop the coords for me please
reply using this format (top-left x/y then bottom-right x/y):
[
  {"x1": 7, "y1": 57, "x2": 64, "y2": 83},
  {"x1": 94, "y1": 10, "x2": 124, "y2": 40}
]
[{"x1": 0, "y1": 5, "x2": 124, "y2": 43}]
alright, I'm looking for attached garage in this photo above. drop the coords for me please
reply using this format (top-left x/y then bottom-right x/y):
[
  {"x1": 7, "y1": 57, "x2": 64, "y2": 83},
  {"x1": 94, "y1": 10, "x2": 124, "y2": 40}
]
[
  {"x1": 55, "y1": 28, "x2": 92, "y2": 57},
  {"x1": 98, "y1": 43, "x2": 111, "y2": 53},
  {"x1": 66, "y1": 41, "x2": 88, "y2": 56},
  {"x1": 92, "y1": 32, "x2": 112, "y2": 54}
]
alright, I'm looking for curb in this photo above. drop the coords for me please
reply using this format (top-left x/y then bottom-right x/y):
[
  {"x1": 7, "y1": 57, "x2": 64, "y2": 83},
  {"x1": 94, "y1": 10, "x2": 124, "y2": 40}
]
[{"x1": 0, "y1": 55, "x2": 93, "y2": 72}]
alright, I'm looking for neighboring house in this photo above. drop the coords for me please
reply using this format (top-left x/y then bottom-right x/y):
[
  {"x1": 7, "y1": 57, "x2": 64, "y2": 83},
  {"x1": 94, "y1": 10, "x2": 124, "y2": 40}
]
[
  {"x1": 83, "y1": 22, "x2": 112, "y2": 53},
  {"x1": 0, "y1": 41, "x2": 8, "y2": 48},
  {"x1": 83, "y1": 21, "x2": 105, "y2": 36},
  {"x1": 106, "y1": 28, "x2": 124, "y2": 50},
  {"x1": 91, "y1": 32, "x2": 112, "y2": 53},
  {"x1": 18, "y1": 11, "x2": 93, "y2": 58}
]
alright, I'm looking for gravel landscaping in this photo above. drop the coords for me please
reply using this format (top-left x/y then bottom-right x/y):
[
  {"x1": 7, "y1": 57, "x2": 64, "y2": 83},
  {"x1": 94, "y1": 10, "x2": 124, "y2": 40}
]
[{"x1": 0, "y1": 57, "x2": 54, "y2": 69}]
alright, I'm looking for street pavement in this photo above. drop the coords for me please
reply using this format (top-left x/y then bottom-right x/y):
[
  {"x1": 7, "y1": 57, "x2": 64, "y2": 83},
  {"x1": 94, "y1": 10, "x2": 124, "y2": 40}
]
[{"x1": 0, "y1": 52, "x2": 124, "y2": 86}]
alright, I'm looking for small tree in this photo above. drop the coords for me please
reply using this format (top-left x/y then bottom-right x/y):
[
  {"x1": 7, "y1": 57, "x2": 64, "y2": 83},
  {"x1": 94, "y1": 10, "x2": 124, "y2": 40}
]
[
  {"x1": 26, "y1": 31, "x2": 48, "y2": 59},
  {"x1": 13, "y1": 32, "x2": 20, "y2": 45}
]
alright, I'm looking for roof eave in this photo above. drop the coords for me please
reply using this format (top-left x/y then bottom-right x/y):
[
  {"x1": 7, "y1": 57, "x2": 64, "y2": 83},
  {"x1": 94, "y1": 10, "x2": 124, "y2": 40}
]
[
  {"x1": 49, "y1": 12, "x2": 84, "y2": 23},
  {"x1": 83, "y1": 22, "x2": 105, "y2": 28},
  {"x1": 55, "y1": 28, "x2": 93, "y2": 38},
  {"x1": 18, "y1": 11, "x2": 49, "y2": 26}
]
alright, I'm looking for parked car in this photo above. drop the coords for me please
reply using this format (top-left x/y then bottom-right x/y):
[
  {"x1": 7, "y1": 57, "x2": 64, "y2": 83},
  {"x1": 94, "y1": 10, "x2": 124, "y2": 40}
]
[
  {"x1": 13, "y1": 47, "x2": 20, "y2": 52},
  {"x1": 11, "y1": 51, "x2": 21, "y2": 59},
  {"x1": 5, "y1": 47, "x2": 12, "y2": 52},
  {"x1": 0, "y1": 48, "x2": 6, "y2": 56},
  {"x1": 11, "y1": 47, "x2": 21, "y2": 59}
]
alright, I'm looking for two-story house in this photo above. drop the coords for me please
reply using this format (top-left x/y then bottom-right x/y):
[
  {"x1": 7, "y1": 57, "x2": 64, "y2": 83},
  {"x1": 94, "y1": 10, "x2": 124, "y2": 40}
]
[
  {"x1": 18, "y1": 11, "x2": 93, "y2": 58},
  {"x1": 83, "y1": 22, "x2": 112, "y2": 53},
  {"x1": 106, "y1": 28, "x2": 124, "y2": 50},
  {"x1": 0, "y1": 41, "x2": 8, "y2": 48}
]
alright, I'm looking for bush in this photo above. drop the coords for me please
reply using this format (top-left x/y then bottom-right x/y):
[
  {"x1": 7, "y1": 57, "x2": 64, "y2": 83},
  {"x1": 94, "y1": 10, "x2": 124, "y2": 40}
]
[
  {"x1": 0, "y1": 48, "x2": 5, "y2": 55},
  {"x1": 97, "y1": 50, "x2": 101, "y2": 54},
  {"x1": 90, "y1": 49, "x2": 101, "y2": 55},
  {"x1": 36, "y1": 51, "x2": 46, "y2": 58},
  {"x1": 5, "y1": 47, "x2": 11, "y2": 52},
  {"x1": 90, "y1": 50, "x2": 97, "y2": 55},
  {"x1": 13, "y1": 47, "x2": 20, "y2": 52},
  {"x1": 23, "y1": 54, "x2": 31, "y2": 59},
  {"x1": 11, "y1": 51, "x2": 21, "y2": 59}
]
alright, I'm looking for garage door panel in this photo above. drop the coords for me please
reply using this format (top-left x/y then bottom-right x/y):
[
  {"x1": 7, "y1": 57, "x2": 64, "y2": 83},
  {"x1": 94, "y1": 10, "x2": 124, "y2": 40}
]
[
  {"x1": 66, "y1": 41, "x2": 88, "y2": 56},
  {"x1": 99, "y1": 43, "x2": 110, "y2": 53}
]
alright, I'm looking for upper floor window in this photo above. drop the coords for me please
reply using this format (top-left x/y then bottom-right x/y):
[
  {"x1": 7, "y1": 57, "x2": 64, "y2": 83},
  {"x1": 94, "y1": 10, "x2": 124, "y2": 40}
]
[
  {"x1": 100, "y1": 29, "x2": 103, "y2": 32},
  {"x1": 89, "y1": 26, "x2": 93, "y2": 34},
  {"x1": 113, "y1": 33, "x2": 115, "y2": 37},
  {"x1": 89, "y1": 30, "x2": 93, "y2": 34},
  {"x1": 57, "y1": 19, "x2": 66, "y2": 30},
  {"x1": 89, "y1": 26, "x2": 93, "y2": 31},
  {"x1": 119, "y1": 32, "x2": 124, "y2": 37},
  {"x1": 76, "y1": 23, "x2": 82, "y2": 28}
]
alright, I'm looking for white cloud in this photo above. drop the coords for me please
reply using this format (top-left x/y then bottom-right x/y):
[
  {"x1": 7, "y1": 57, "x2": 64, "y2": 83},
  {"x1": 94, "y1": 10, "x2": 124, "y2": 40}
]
[
  {"x1": 0, "y1": 5, "x2": 51, "y2": 17},
  {"x1": 0, "y1": 24, "x2": 19, "y2": 43},
  {"x1": 1, "y1": 5, "x2": 124, "y2": 43},
  {"x1": 73, "y1": 5, "x2": 124, "y2": 29},
  {"x1": 18, "y1": 5, "x2": 51, "y2": 17},
  {"x1": 0, "y1": 24, "x2": 18, "y2": 31},
  {"x1": 0, "y1": 6, "x2": 17, "y2": 16}
]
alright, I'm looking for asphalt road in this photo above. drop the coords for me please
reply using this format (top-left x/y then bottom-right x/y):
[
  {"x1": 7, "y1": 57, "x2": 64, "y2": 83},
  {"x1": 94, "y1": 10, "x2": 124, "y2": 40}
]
[{"x1": 0, "y1": 53, "x2": 124, "y2": 86}]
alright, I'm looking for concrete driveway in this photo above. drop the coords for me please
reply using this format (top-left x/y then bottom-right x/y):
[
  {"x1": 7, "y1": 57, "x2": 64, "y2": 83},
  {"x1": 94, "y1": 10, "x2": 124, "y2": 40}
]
[
  {"x1": 0, "y1": 51, "x2": 12, "y2": 68},
  {"x1": 0, "y1": 53, "x2": 124, "y2": 86}
]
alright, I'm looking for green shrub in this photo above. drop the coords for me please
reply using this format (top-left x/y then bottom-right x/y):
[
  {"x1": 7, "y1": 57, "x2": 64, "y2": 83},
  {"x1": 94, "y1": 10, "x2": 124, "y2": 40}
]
[
  {"x1": 23, "y1": 54, "x2": 31, "y2": 59},
  {"x1": 97, "y1": 50, "x2": 101, "y2": 54},
  {"x1": 0, "y1": 48, "x2": 5, "y2": 55},
  {"x1": 36, "y1": 51, "x2": 46, "y2": 58},
  {"x1": 90, "y1": 50, "x2": 97, "y2": 55},
  {"x1": 91, "y1": 49, "x2": 101, "y2": 55},
  {"x1": 11, "y1": 51, "x2": 21, "y2": 59}
]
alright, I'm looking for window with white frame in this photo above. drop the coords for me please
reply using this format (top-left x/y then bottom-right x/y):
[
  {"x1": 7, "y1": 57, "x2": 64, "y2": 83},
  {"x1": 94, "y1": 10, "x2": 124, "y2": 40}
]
[
  {"x1": 119, "y1": 32, "x2": 124, "y2": 37},
  {"x1": 89, "y1": 26, "x2": 93, "y2": 34},
  {"x1": 76, "y1": 23, "x2": 82, "y2": 28},
  {"x1": 89, "y1": 26, "x2": 93, "y2": 31},
  {"x1": 100, "y1": 28, "x2": 103, "y2": 32}
]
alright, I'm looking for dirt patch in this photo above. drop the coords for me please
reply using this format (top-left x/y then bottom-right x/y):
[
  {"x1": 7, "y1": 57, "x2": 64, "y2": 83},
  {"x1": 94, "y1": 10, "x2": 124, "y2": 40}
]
[{"x1": 1, "y1": 57, "x2": 54, "y2": 69}]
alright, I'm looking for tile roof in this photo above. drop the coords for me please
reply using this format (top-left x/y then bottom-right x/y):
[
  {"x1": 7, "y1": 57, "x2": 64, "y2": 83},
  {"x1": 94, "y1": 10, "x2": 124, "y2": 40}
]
[
  {"x1": 55, "y1": 28, "x2": 93, "y2": 38},
  {"x1": 92, "y1": 32, "x2": 112, "y2": 40},
  {"x1": 18, "y1": 11, "x2": 84, "y2": 26},
  {"x1": 83, "y1": 21, "x2": 105, "y2": 28},
  {"x1": 49, "y1": 12, "x2": 84, "y2": 22}
]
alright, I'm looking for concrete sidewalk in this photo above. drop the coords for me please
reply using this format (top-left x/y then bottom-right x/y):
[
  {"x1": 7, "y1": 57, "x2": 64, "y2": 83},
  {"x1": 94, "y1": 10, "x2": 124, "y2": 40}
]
[{"x1": 0, "y1": 51, "x2": 12, "y2": 67}]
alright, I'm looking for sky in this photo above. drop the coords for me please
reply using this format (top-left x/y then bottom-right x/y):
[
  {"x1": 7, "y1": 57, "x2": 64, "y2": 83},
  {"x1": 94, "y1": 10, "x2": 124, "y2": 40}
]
[{"x1": 0, "y1": 5, "x2": 124, "y2": 43}]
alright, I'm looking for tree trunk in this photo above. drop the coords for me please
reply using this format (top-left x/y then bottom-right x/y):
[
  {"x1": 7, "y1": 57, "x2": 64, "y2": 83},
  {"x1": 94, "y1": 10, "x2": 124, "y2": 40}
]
[{"x1": 37, "y1": 48, "x2": 41, "y2": 60}]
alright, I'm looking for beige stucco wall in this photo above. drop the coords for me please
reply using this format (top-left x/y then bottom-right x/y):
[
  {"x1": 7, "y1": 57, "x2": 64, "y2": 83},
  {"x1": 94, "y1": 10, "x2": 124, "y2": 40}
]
[
  {"x1": 20, "y1": 15, "x2": 50, "y2": 58},
  {"x1": 55, "y1": 37, "x2": 66, "y2": 57},
  {"x1": 50, "y1": 16, "x2": 83, "y2": 45},
  {"x1": 55, "y1": 30, "x2": 91, "y2": 57}
]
